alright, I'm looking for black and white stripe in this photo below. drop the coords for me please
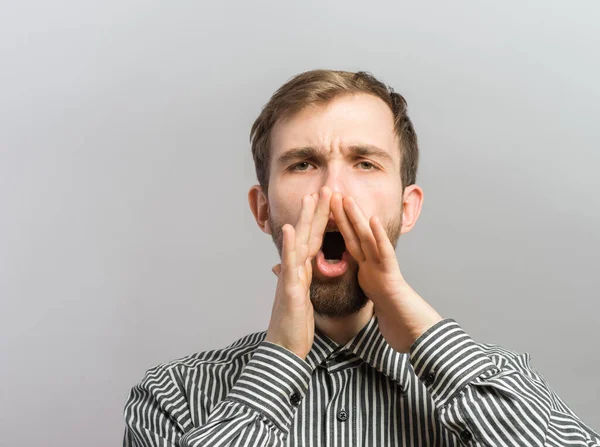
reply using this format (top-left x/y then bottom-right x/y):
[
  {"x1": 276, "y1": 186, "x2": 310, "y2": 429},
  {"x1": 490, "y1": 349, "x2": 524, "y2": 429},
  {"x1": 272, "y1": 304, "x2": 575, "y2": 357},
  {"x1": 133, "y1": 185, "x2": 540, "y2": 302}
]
[{"x1": 123, "y1": 317, "x2": 600, "y2": 446}]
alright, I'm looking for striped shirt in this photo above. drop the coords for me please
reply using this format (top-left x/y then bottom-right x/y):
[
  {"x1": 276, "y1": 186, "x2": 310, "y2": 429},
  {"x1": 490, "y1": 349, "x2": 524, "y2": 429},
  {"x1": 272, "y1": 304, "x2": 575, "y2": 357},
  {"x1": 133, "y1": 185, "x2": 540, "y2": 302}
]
[{"x1": 123, "y1": 316, "x2": 600, "y2": 446}]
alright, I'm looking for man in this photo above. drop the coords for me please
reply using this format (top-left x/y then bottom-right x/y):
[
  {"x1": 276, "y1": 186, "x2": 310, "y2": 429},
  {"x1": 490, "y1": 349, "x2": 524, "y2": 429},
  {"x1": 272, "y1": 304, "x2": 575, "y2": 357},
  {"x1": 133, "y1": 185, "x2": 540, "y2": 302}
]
[{"x1": 123, "y1": 69, "x2": 600, "y2": 446}]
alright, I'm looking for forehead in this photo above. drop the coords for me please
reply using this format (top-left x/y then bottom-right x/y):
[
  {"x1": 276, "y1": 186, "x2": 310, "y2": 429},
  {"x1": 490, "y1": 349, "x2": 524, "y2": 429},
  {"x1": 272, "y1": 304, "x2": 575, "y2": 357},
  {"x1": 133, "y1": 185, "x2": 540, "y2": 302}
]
[{"x1": 270, "y1": 93, "x2": 399, "y2": 162}]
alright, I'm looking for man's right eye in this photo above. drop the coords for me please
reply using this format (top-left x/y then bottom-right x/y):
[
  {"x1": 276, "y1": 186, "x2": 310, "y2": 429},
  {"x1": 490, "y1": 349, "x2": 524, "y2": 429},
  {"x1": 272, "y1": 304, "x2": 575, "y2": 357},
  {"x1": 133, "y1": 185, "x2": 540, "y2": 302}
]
[{"x1": 290, "y1": 162, "x2": 312, "y2": 171}]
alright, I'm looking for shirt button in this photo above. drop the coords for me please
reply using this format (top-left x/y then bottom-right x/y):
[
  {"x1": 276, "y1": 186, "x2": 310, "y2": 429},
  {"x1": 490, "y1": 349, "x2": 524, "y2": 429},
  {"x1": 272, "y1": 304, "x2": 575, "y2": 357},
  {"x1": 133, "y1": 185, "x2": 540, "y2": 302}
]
[
  {"x1": 460, "y1": 429, "x2": 472, "y2": 442},
  {"x1": 423, "y1": 371, "x2": 436, "y2": 386},
  {"x1": 337, "y1": 409, "x2": 348, "y2": 421},
  {"x1": 290, "y1": 393, "x2": 301, "y2": 406}
]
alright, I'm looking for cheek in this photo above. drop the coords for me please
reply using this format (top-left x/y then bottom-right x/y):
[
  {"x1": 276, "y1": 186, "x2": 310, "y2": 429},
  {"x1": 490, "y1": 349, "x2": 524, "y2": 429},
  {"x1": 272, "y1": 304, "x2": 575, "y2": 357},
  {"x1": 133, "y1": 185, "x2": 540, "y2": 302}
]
[
  {"x1": 353, "y1": 188, "x2": 391, "y2": 218},
  {"x1": 269, "y1": 194, "x2": 303, "y2": 226}
]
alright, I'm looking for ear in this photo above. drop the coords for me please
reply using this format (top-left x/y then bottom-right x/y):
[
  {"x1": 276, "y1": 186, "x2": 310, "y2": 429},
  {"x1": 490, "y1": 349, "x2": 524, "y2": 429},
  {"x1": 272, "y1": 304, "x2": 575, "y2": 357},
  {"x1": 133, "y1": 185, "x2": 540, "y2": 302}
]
[
  {"x1": 400, "y1": 184, "x2": 424, "y2": 235},
  {"x1": 248, "y1": 185, "x2": 272, "y2": 235}
]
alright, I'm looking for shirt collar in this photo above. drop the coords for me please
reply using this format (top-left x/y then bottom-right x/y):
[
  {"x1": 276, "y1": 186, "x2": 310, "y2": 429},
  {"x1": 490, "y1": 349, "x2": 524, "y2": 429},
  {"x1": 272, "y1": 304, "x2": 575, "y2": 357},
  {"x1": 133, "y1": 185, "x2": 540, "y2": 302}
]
[{"x1": 305, "y1": 313, "x2": 412, "y2": 393}]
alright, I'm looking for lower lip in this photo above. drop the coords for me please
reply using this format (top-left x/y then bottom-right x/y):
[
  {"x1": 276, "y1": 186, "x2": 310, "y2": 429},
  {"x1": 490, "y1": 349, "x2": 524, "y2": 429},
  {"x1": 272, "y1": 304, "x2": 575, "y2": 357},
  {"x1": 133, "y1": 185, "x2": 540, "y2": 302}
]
[{"x1": 316, "y1": 249, "x2": 350, "y2": 277}]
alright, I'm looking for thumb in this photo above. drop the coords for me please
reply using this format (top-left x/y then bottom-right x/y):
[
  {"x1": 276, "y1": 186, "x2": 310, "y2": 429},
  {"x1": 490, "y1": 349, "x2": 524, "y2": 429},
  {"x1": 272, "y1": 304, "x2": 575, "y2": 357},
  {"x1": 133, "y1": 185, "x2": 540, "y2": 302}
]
[{"x1": 271, "y1": 264, "x2": 282, "y2": 277}]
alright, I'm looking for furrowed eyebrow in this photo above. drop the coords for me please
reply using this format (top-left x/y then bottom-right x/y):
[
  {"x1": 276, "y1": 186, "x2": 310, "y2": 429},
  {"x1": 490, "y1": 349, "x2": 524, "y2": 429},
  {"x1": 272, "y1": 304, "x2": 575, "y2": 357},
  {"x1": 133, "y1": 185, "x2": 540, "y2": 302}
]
[
  {"x1": 347, "y1": 144, "x2": 393, "y2": 163},
  {"x1": 276, "y1": 144, "x2": 393, "y2": 167}
]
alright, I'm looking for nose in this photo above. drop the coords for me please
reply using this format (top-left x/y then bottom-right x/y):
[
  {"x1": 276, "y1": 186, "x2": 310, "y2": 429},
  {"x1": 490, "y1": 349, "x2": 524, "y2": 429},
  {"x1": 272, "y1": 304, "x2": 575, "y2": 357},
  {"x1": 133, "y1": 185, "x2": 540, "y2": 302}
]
[
  {"x1": 316, "y1": 185, "x2": 342, "y2": 208},
  {"x1": 315, "y1": 186, "x2": 338, "y2": 221},
  {"x1": 321, "y1": 164, "x2": 347, "y2": 197}
]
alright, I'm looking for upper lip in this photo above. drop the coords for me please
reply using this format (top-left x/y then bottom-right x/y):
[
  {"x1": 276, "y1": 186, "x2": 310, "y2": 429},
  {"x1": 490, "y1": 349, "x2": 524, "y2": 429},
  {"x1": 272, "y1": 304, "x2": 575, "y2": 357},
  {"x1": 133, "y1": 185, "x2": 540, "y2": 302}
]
[{"x1": 325, "y1": 219, "x2": 339, "y2": 232}]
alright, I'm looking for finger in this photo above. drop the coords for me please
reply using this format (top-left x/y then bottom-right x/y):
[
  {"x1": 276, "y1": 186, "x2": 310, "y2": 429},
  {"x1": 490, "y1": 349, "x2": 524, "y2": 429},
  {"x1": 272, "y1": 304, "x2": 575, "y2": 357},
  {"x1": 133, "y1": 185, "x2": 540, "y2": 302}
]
[
  {"x1": 294, "y1": 194, "x2": 317, "y2": 264},
  {"x1": 343, "y1": 196, "x2": 380, "y2": 262},
  {"x1": 302, "y1": 257, "x2": 313, "y2": 286},
  {"x1": 307, "y1": 187, "x2": 332, "y2": 259},
  {"x1": 331, "y1": 192, "x2": 365, "y2": 263},
  {"x1": 281, "y1": 224, "x2": 298, "y2": 284},
  {"x1": 369, "y1": 215, "x2": 397, "y2": 268}
]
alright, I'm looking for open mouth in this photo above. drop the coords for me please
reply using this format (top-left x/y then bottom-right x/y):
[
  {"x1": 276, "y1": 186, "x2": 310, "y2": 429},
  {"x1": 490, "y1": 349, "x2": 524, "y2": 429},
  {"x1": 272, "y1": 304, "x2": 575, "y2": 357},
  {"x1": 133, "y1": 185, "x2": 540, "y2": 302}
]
[
  {"x1": 321, "y1": 230, "x2": 346, "y2": 262},
  {"x1": 316, "y1": 223, "x2": 351, "y2": 277}
]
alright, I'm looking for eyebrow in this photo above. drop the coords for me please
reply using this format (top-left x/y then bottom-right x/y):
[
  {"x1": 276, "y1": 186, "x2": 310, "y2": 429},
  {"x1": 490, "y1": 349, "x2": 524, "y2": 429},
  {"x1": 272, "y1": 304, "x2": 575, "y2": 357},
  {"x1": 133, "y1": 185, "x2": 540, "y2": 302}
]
[{"x1": 276, "y1": 144, "x2": 393, "y2": 167}]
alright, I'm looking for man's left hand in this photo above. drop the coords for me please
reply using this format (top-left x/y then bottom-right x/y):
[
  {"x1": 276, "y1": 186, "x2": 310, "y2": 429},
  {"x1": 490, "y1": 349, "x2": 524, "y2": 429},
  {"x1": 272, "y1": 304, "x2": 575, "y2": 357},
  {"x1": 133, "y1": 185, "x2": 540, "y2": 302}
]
[{"x1": 331, "y1": 192, "x2": 444, "y2": 353}]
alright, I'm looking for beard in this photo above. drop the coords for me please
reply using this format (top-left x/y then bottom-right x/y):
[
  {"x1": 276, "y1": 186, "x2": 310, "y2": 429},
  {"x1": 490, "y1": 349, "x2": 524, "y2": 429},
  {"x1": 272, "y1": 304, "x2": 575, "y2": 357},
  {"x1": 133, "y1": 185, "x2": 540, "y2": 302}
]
[{"x1": 268, "y1": 207, "x2": 403, "y2": 318}]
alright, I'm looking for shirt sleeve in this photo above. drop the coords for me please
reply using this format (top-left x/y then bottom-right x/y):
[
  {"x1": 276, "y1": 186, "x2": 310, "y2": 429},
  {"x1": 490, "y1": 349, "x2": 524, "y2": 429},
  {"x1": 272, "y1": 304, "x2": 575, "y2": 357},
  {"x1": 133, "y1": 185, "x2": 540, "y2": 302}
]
[
  {"x1": 123, "y1": 341, "x2": 313, "y2": 447},
  {"x1": 409, "y1": 318, "x2": 600, "y2": 446}
]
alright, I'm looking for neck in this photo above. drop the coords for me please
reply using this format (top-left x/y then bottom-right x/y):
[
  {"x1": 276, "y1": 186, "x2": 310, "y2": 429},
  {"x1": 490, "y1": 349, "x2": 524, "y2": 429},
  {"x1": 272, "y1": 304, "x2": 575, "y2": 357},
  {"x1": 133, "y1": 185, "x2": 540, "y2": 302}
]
[{"x1": 314, "y1": 300, "x2": 375, "y2": 346}]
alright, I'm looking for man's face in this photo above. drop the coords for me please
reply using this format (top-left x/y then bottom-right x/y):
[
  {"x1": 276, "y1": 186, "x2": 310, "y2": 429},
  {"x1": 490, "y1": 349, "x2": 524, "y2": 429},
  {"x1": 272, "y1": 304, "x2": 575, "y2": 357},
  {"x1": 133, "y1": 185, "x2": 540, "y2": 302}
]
[{"x1": 263, "y1": 93, "x2": 406, "y2": 318}]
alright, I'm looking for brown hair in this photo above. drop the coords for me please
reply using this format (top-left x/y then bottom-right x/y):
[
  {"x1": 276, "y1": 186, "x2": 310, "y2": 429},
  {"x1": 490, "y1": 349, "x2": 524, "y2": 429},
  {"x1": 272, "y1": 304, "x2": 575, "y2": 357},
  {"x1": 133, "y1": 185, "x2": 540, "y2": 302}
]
[{"x1": 250, "y1": 69, "x2": 419, "y2": 197}]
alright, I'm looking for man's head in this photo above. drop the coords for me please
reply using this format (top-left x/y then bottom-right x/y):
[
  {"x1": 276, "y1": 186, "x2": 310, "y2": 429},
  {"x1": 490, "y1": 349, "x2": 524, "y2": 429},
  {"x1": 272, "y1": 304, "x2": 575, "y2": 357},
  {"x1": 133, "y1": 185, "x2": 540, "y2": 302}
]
[{"x1": 248, "y1": 69, "x2": 423, "y2": 318}]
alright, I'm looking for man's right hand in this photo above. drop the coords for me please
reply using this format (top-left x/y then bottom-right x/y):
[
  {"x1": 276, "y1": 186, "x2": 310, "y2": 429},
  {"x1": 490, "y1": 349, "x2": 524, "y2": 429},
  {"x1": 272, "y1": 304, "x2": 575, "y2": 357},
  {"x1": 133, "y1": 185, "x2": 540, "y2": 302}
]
[{"x1": 264, "y1": 186, "x2": 333, "y2": 360}]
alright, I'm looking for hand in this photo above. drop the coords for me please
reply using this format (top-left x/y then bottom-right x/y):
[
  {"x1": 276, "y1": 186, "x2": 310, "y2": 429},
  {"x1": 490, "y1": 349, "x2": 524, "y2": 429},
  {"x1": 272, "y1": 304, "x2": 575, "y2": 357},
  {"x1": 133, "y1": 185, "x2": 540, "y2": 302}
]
[
  {"x1": 331, "y1": 193, "x2": 443, "y2": 353},
  {"x1": 264, "y1": 187, "x2": 333, "y2": 360}
]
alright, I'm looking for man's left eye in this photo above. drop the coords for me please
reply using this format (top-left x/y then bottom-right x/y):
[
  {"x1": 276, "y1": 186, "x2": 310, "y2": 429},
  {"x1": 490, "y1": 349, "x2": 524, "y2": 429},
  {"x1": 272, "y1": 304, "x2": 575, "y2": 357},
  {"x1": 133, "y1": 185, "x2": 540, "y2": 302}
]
[{"x1": 359, "y1": 161, "x2": 376, "y2": 170}]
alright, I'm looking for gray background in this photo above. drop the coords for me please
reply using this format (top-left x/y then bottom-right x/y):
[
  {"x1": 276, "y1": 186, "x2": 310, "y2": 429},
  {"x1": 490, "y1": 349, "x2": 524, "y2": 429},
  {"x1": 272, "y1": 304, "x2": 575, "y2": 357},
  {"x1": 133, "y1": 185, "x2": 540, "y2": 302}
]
[{"x1": 1, "y1": 1, "x2": 599, "y2": 445}]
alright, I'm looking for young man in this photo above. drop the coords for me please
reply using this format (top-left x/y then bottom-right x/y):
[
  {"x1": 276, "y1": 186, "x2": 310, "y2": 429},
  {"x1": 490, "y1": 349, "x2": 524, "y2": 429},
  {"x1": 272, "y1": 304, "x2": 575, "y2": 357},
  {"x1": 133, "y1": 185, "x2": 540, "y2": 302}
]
[{"x1": 123, "y1": 70, "x2": 600, "y2": 446}]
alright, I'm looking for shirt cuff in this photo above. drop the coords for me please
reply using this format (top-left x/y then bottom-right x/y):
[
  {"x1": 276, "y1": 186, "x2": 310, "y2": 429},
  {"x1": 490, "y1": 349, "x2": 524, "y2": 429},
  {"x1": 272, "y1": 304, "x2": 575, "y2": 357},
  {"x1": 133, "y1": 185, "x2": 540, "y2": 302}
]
[
  {"x1": 223, "y1": 341, "x2": 313, "y2": 433},
  {"x1": 409, "y1": 318, "x2": 500, "y2": 408}
]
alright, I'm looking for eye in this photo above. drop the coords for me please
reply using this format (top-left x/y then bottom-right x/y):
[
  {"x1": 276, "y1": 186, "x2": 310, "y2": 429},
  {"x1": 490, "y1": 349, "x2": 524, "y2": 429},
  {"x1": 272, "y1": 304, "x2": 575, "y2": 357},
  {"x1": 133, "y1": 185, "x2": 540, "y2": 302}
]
[
  {"x1": 358, "y1": 161, "x2": 377, "y2": 170},
  {"x1": 290, "y1": 162, "x2": 313, "y2": 171}
]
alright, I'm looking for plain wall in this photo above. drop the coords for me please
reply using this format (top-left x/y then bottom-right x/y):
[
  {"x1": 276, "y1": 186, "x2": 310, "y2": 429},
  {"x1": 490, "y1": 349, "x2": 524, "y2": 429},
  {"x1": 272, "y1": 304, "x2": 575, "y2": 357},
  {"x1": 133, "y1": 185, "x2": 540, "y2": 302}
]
[{"x1": 1, "y1": 1, "x2": 599, "y2": 445}]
